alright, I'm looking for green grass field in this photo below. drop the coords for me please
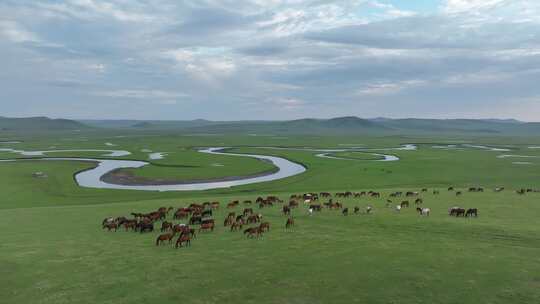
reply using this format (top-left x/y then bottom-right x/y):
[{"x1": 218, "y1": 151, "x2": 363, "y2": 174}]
[{"x1": 1, "y1": 131, "x2": 540, "y2": 303}]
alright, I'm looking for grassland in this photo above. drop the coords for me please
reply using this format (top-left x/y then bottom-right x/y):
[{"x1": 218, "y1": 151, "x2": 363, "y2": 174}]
[{"x1": 1, "y1": 130, "x2": 540, "y2": 303}]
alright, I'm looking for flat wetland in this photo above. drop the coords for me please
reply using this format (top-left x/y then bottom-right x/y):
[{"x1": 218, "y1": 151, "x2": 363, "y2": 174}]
[{"x1": 1, "y1": 131, "x2": 540, "y2": 303}]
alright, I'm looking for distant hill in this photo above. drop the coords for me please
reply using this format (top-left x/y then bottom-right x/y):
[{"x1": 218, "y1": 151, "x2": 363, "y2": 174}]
[
  {"x1": 181, "y1": 116, "x2": 389, "y2": 135},
  {"x1": 81, "y1": 119, "x2": 220, "y2": 130},
  {"x1": 76, "y1": 116, "x2": 540, "y2": 136},
  {"x1": 379, "y1": 118, "x2": 540, "y2": 135},
  {"x1": 0, "y1": 117, "x2": 89, "y2": 131}
]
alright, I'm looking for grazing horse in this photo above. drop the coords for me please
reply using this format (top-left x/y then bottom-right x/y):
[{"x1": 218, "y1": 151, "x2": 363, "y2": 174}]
[
  {"x1": 174, "y1": 209, "x2": 189, "y2": 219},
  {"x1": 342, "y1": 208, "x2": 349, "y2": 216},
  {"x1": 172, "y1": 224, "x2": 186, "y2": 233},
  {"x1": 286, "y1": 217, "x2": 295, "y2": 229},
  {"x1": 456, "y1": 191, "x2": 462, "y2": 196},
  {"x1": 259, "y1": 222, "x2": 270, "y2": 232},
  {"x1": 416, "y1": 207, "x2": 430, "y2": 216},
  {"x1": 366, "y1": 206, "x2": 373, "y2": 214},
  {"x1": 282, "y1": 205, "x2": 291, "y2": 216},
  {"x1": 395, "y1": 205, "x2": 402, "y2": 212},
  {"x1": 189, "y1": 216, "x2": 202, "y2": 225},
  {"x1": 122, "y1": 220, "x2": 137, "y2": 231},
  {"x1": 309, "y1": 204, "x2": 322, "y2": 212},
  {"x1": 230, "y1": 220, "x2": 243, "y2": 231},
  {"x1": 103, "y1": 222, "x2": 118, "y2": 231},
  {"x1": 449, "y1": 207, "x2": 466, "y2": 217},
  {"x1": 155, "y1": 233, "x2": 175, "y2": 246},
  {"x1": 415, "y1": 198, "x2": 423, "y2": 205},
  {"x1": 201, "y1": 218, "x2": 215, "y2": 226},
  {"x1": 406, "y1": 191, "x2": 418, "y2": 197},
  {"x1": 199, "y1": 222, "x2": 215, "y2": 232},
  {"x1": 201, "y1": 209, "x2": 212, "y2": 218},
  {"x1": 353, "y1": 206, "x2": 360, "y2": 214},
  {"x1": 243, "y1": 208, "x2": 253, "y2": 216},
  {"x1": 448, "y1": 187, "x2": 454, "y2": 191},
  {"x1": 160, "y1": 221, "x2": 173, "y2": 232},
  {"x1": 244, "y1": 227, "x2": 261, "y2": 238},
  {"x1": 494, "y1": 187, "x2": 504, "y2": 192},
  {"x1": 466, "y1": 208, "x2": 478, "y2": 217},
  {"x1": 224, "y1": 217, "x2": 233, "y2": 227},
  {"x1": 175, "y1": 234, "x2": 191, "y2": 248},
  {"x1": 102, "y1": 217, "x2": 114, "y2": 228},
  {"x1": 247, "y1": 214, "x2": 261, "y2": 224},
  {"x1": 137, "y1": 222, "x2": 154, "y2": 233},
  {"x1": 400, "y1": 201, "x2": 409, "y2": 208},
  {"x1": 433, "y1": 190, "x2": 440, "y2": 195},
  {"x1": 289, "y1": 200, "x2": 299, "y2": 208}
]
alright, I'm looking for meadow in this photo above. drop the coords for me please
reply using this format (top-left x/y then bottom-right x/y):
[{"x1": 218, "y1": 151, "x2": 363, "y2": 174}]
[{"x1": 1, "y1": 130, "x2": 540, "y2": 303}]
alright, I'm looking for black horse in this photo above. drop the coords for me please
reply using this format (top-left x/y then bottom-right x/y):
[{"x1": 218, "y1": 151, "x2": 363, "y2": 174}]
[
  {"x1": 466, "y1": 208, "x2": 478, "y2": 217},
  {"x1": 137, "y1": 222, "x2": 154, "y2": 233}
]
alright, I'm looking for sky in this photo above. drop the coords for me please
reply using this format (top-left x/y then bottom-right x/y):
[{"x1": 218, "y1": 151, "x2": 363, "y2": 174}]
[{"x1": 1, "y1": 0, "x2": 540, "y2": 121}]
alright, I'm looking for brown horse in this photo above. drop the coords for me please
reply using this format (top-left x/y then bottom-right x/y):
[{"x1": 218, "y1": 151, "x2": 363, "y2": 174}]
[
  {"x1": 161, "y1": 221, "x2": 173, "y2": 232},
  {"x1": 155, "y1": 233, "x2": 175, "y2": 246},
  {"x1": 247, "y1": 214, "x2": 260, "y2": 224},
  {"x1": 244, "y1": 227, "x2": 261, "y2": 238},
  {"x1": 282, "y1": 205, "x2": 291, "y2": 215},
  {"x1": 122, "y1": 220, "x2": 137, "y2": 231},
  {"x1": 175, "y1": 234, "x2": 191, "y2": 248},
  {"x1": 199, "y1": 222, "x2": 215, "y2": 232},
  {"x1": 230, "y1": 221, "x2": 243, "y2": 231},
  {"x1": 173, "y1": 209, "x2": 189, "y2": 219},
  {"x1": 285, "y1": 218, "x2": 295, "y2": 229},
  {"x1": 103, "y1": 222, "x2": 118, "y2": 231},
  {"x1": 400, "y1": 201, "x2": 409, "y2": 208},
  {"x1": 259, "y1": 222, "x2": 270, "y2": 232},
  {"x1": 449, "y1": 207, "x2": 466, "y2": 217}
]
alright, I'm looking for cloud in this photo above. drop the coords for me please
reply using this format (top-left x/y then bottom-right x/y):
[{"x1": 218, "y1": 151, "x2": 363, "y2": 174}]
[
  {"x1": 356, "y1": 80, "x2": 426, "y2": 96},
  {"x1": 1, "y1": 0, "x2": 540, "y2": 121},
  {"x1": 92, "y1": 89, "x2": 189, "y2": 99},
  {"x1": 36, "y1": 0, "x2": 157, "y2": 22},
  {"x1": 442, "y1": 0, "x2": 507, "y2": 14},
  {"x1": 0, "y1": 20, "x2": 39, "y2": 43}
]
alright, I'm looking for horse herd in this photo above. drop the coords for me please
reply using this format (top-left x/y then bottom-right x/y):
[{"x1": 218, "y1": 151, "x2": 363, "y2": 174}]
[
  {"x1": 102, "y1": 186, "x2": 527, "y2": 249},
  {"x1": 101, "y1": 196, "x2": 296, "y2": 249}
]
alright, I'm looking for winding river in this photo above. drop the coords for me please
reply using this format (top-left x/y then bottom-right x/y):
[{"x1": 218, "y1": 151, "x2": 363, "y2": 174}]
[
  {"x1": 0, "y1": 148, "x2": 307, "y2": 192},
  {"x1": 1, "y1": 142, "x2": 531, "y2": 191}
]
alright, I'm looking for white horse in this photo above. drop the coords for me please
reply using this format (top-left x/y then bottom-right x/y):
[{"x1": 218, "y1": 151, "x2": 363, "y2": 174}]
[
  {"x1": 308, "y1": 208, "x2": 313, "y2": 216},
  {"x1": 395, "y1": 205, "x2": 401, "y2": 212},
  {"x1": 304, "y1": 199, "x2": 311, "y2": 204},
  {"x1": 421, "y1": 208, "x2": 430, "y2": 216},
  {"x1": 366, "y1": 206, "x2": 373, "y2": 214}
]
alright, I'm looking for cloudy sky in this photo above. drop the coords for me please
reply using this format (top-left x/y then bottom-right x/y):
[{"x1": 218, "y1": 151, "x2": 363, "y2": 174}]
[{"x1": 1, "y1": 0, "x2": 540, "y2": 121}]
